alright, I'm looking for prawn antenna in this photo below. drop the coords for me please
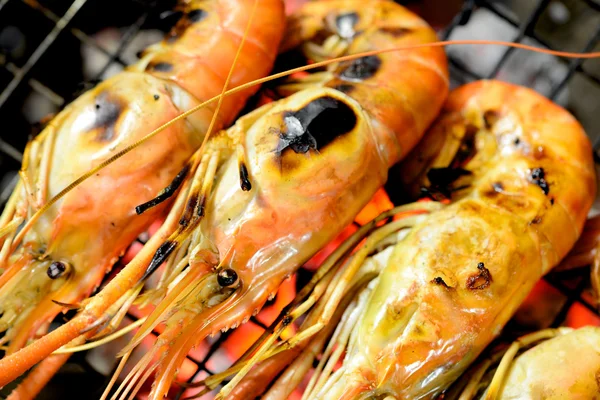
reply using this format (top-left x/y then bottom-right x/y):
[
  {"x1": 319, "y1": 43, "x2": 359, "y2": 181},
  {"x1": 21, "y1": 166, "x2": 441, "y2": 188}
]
[
  {"x1": 135, "y1": 163, "x2": 191, "y2": 215},
  {"x1": 13, "y1": 39, "x2": 600, "y2": 252}
]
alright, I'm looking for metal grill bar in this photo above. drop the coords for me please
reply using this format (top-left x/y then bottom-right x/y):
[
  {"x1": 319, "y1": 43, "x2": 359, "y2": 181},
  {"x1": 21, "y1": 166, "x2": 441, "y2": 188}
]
[
  {"x1": 20, "y1": 0, "x2": 128, "y2": 67},
  {"x1": 90, "y1": 9, "x2": 150, "y2": 82},
  {"x1": 549, "y1": 26, "x2": 600, "y2": 100},
  {"x1": 486, "y1": 0, "x2": 551, "y2": 79},
  {"x1": 0, "y1": 0, "x2": 88, "y2": 109}
]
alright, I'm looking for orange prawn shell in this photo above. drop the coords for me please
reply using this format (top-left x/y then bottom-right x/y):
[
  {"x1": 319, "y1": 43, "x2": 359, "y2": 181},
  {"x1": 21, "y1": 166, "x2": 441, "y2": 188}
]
[
  {"x1": 0, "y1": 0, "x2": 287, "y2": 373},
  {"x1": 328, "y1": 80, "x2": 596, "y2": 399},
  {"x1": 43, "y1": 75, "x2": 202, "y2": 271},
  {"x1": 283, "y1": 0, "x2": 449, "y2": 166},
  {"x1": 448, "y1": 81, "x2": 596, "y2": 262},
  {"x1": 140, "y1": 0, "x2": 286, "y2": 128}
]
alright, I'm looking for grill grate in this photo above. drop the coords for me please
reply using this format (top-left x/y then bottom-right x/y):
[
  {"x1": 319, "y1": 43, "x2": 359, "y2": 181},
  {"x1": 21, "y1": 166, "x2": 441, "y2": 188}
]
[{"x1": 0, "y1": 0, "x2": 599, "y2": 399}]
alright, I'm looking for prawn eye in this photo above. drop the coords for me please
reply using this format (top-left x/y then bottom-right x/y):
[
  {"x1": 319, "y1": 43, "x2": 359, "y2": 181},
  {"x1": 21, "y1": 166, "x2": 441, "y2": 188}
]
[
  {"x1": 47, "y1": 261, "x2": 67, "y2": 279},
  {"x1": 217, "y1": 268, "x2": 238, "y2": 287}
]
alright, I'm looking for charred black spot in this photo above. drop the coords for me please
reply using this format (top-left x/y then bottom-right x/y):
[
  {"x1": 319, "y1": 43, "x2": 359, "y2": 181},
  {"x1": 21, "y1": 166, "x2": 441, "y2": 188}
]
[
  {"x1": 331, "y1": 83, "x2": 355, "y2": 94},
  {"x1": 483, "y1": 110, "x2": 501, "y2": 129},
  {"x1": 492, "y1": 182, "x2": 504, "y2": 193},
  {"x1": 277, "y1": 96, "x2": 357, "y2": 156},
  {"x1": 335, "y1": 12, "x2": 359, "y2": 39},
  {"x1": 187, "y1": 9, "x2": 207, "y2": 23},
  {"x1": 91, "y1": 92, "x2": 122, "y2": 141},
  {"x1": 179, "y1": 193, "x2": 199, "y2": 227},
  {"x1": 142, "y1": 241, "x2": 178, "y2": 281},
  {"x1": 136, "y1": 164, "x2": 190, "y2": 215},
  {"x1": 197, "y1": 194, "x2": 206, "y2": 217},
  {"x1": 154, "y1": 94, "x2": 160, "y2": 101},
  {"x1": 217, "y1": 268, "x2": 238, "y2": 287},
  {"x1": 532, "y1": 167, "x2": 545, "y2": 180},
  {"x1": 282, "y1": 315, "x2": 293, "y2": 326},
  {"x1": 149, "y1": 62, "x2": 173, "y2": 72},
  {"x1": 466, "y1": 262, "x2": 492, "y2": 290},
  {"x1": 338, "y1": 55, "x2": 381, "y2": 81},
  {"x1": 380, "y1": 27, "x2": 412, "y2": 37},
  {"x1": 239, "y1": 162, "x2": 252, "y2": 191},
  {"x1": 451, "y1": 124, "x2": 478, "y2": 168},
  {"x1": 530, "y1": 167, "x2": 549, "y2": 195},
  {"x1": 530, "y1": 216, "x2": 542, "y2": 224},
  {"x1": 47, "y1": 261, "x2": 66, "y2": 279},
  {"x1": 432, "y1": 277, "x2": 450, "y2": 288},
  {"x1": 514, "y1": 137, "x2": 521, "y2": 145},
  {"x1": 550, "y1": 198, "x2": 555, "y2": 205}
]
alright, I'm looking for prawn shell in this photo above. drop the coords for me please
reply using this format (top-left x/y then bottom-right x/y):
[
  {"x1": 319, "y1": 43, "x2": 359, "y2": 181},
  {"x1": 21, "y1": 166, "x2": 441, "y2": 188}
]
[{"x1": 498, "y1": 326, "x2": 600, "y2": 399}]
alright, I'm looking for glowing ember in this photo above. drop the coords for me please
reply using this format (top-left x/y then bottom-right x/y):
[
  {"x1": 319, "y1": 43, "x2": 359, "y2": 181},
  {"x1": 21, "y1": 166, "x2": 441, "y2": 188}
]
[
  {"x1": 564, "y1": 302, "x2": 600, "y2": 328},
  {"x1": 354, "y1": 188, "x2": 394, "y2": 225}
]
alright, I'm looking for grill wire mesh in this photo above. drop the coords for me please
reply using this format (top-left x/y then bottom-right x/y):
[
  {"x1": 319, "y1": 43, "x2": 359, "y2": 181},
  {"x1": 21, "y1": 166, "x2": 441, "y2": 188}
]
[{"x1": 0, "y1": 0, "x2": 599, "y2": 399}]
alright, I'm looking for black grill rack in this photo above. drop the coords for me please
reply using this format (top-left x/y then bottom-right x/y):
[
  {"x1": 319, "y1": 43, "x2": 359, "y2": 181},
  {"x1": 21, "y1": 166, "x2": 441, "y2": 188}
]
[{"x1": 0, "y1": 0, "x2": 599, "y2": 399}]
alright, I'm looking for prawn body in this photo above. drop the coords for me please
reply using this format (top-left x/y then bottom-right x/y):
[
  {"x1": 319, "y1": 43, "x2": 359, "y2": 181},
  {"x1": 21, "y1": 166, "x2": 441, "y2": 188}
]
[
  {"x1": 0, "y1": 0, "x2": 285, "y2": 394},
  {"x1": 272, "y1": 80, "x2": 595, "y2": 400},
  {"x1": 494, "y1": 327, "x2": 600, "y2": 400},
  {"x1": 447, "y1": 326, "x2": 600, "y2": 400},
  {"x1": 0, "y1": 74, "x2": 203, "y2": 350},
  {"x1": 48, "y1": 1, "x2": 448, "y2": 398}
]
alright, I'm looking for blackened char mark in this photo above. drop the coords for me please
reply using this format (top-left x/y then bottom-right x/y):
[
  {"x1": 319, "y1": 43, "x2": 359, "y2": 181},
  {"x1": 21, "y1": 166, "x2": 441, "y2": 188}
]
[
  {"x1": 136, "y1": 164, "x2": 190, "y2": 215},
  {"x1": 91, "y1": 91, "x2": 123, "y2": 141},
  {"x1": 338, "y1": 55, "x2": 381, "y2": 81},
  {"x1": 179, "y1": 193, "x2": 199, "y2": 227},
  {"x1": 431, "y1": 276, "x2": 450, "y2": 288},
  {"x1": 141, "y1": 241, "x2": 178, "y2": 282},
  {"x1": 239, "y1": 162, "x2": 252, "y2": 191},
  {"x1": 196, "y1": 194, "x2": 206, "y2": 217},
  {"x1": 483, "y1": 109, "x2": 501, "y2": 129},
  {"x1": 163, "y1": 8, "x2": 208, "y2": 42},
  {"x1": 187, "y1": 9, "x2": 207, "y2": 23},
  {"x1": 148, "y1": 62, "x2": 174, "y2": 73},
  {"x1": 277, "y1": 96, "x2": 357, "y2": 156},
  {"x1": 450, "y1": 124, "x2": 478, "y2": 168},
  {"x1": 530, "y1": 167, "x2": 549, "y2": 195},
  {"x1": 466, "y1": 262, "x2": 492, "y2": 290}
]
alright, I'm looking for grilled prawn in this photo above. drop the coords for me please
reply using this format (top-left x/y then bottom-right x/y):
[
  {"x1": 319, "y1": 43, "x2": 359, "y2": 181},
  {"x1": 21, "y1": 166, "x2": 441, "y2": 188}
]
[
  {"x1": 0, "y1": 0, "x2": 449, "y2": 397},
  {"x1": 449, "y1": 326, "x2": 600, "y2": 400},
  {"x1": 231, "y1": 80, "x2": 595, "y2": 400},
  {"x1": 0, "y1": 0, "x2": 285, "y2": 396}
]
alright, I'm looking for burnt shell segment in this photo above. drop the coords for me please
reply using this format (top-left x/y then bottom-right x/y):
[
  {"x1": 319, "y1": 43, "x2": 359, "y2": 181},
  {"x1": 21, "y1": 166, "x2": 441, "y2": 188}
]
[
  {"x1": 278, "y1": 96, "x2": 357, "y2": 154},
  {"x1": 338, "y1": 55, "x2": 382, "y2": 81},
  {"x1": 91, "y1": 91, "x2": 123, "y2": 141}
]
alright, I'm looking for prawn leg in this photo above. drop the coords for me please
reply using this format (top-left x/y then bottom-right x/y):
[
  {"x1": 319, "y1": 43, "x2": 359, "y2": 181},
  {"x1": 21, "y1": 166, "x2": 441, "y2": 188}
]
[{"x1": 215, "y1": 204, "x2": 439, "y2": 398}]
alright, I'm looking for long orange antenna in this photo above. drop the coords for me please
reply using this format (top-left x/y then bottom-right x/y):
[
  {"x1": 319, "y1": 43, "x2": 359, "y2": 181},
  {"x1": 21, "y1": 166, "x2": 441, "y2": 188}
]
[{"x1": 10, "y1": 39, "x2": 600, "y2": 251}]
